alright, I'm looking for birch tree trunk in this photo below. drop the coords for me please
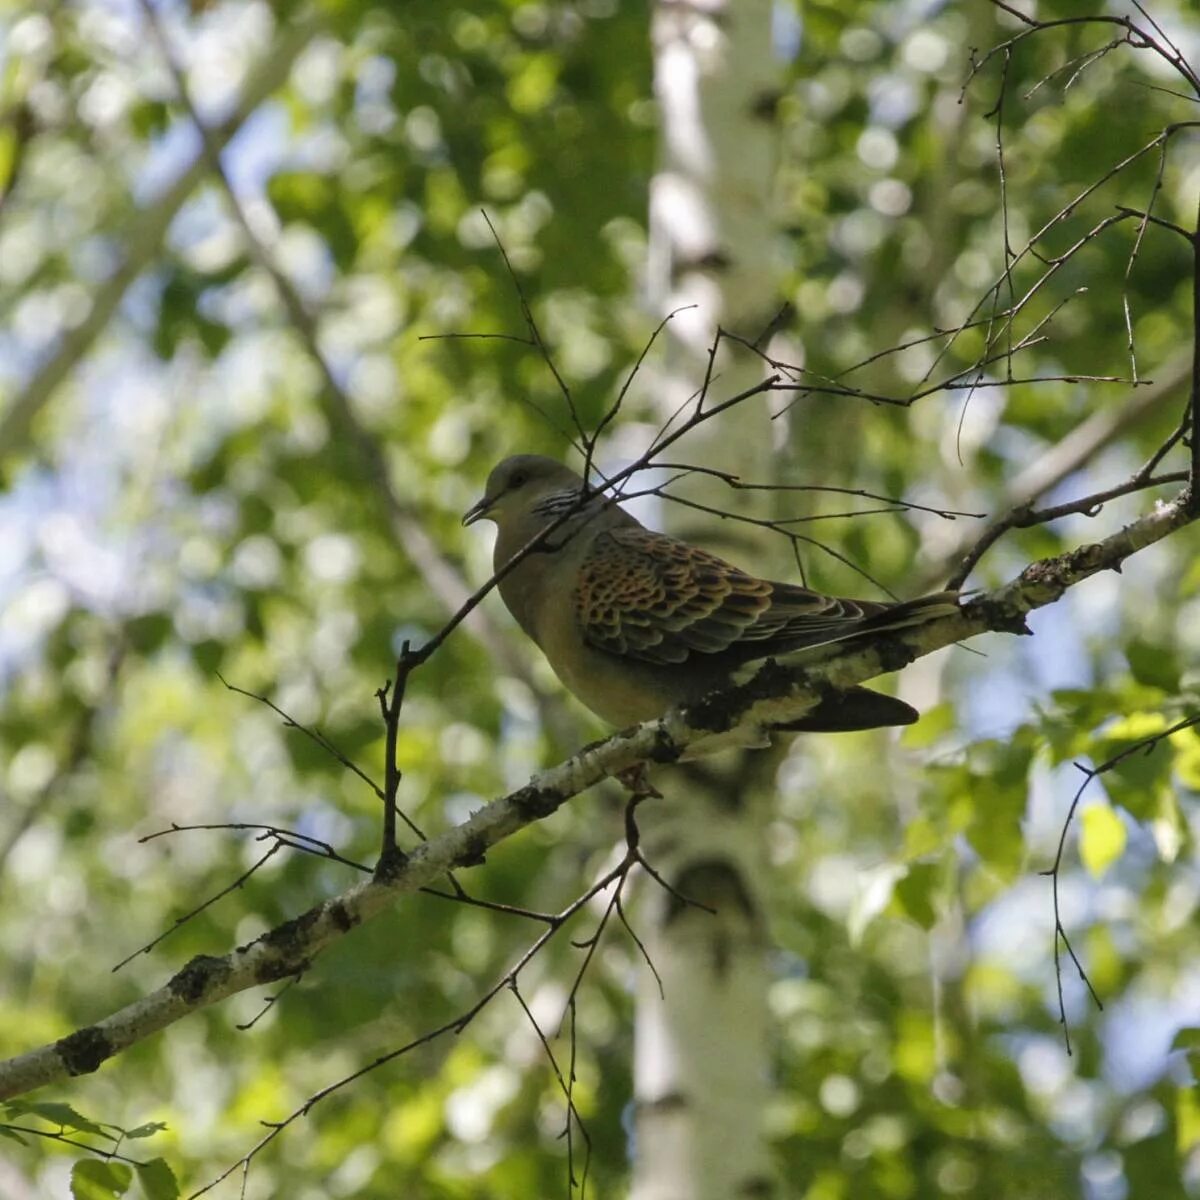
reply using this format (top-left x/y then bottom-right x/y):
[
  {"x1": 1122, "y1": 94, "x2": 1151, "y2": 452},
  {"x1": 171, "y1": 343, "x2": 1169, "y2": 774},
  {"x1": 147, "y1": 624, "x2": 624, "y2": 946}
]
[{"x1": 632, "y1": 2, "x2": 787, "y2": 1196}]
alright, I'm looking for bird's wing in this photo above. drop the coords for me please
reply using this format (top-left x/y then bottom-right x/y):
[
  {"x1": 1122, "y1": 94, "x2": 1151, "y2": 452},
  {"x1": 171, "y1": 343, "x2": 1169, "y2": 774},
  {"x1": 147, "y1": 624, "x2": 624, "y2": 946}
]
[{"x1": 575, "y1": 527, "x2": 881, "y2": 666}]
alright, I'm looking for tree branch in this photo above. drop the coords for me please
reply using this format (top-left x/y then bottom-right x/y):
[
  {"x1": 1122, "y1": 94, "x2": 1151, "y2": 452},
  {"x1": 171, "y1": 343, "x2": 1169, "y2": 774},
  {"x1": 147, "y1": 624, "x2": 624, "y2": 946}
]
[
  {"x1": 132, "y1": 1, "x2": 560, "y2": 714},
  {"x1": 0, "y1": 10, "x2": 322, "y2": 464},
  {"x1": 1002, "y1": 351, "x2": 1192, "y2": 511},
  {"x1": 0, "y1": 487, "x2": 1192, "y2": 1102}
]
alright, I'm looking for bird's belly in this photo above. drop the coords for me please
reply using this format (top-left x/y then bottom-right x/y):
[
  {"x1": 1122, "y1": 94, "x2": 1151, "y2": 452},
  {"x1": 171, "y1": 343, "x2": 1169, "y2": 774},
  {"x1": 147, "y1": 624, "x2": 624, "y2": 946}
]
[{"x1": 536, "y1": 611, "x2": 684, "y2": 727}]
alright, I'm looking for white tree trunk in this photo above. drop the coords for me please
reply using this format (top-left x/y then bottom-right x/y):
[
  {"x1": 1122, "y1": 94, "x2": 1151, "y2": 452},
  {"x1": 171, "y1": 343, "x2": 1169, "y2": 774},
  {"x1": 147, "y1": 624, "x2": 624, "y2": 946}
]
[{"x1": 632, "y1": 2, "x2": 786, "y2": 1196}]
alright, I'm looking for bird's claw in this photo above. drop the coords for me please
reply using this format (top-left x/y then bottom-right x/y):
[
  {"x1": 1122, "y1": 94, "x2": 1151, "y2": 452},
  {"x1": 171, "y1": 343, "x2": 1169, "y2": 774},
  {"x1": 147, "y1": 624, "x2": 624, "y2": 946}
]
[{"x1": 616, "y1": 764, "x2": 663, "y2": 799}]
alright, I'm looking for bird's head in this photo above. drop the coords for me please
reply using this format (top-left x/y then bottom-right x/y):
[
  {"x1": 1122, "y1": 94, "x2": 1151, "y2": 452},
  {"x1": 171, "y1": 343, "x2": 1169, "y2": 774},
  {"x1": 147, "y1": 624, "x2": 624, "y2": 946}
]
[{"x1": 462, "y1": 455, "x2": 588, "y2": 530}]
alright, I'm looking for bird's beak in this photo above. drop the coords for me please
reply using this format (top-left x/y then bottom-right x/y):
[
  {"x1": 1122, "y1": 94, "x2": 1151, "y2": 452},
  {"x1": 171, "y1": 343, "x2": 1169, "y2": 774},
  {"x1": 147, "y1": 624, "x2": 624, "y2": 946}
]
[{"x1": 462, "y1": 495, "x2": 493, "y2": 527}]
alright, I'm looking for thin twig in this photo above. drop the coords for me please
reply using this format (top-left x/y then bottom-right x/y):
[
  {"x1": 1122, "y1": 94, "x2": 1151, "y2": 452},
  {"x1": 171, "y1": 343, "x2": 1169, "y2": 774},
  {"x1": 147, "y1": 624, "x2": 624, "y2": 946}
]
[
  {"x1": 112, "y1": 844, "x2": 282, "y2": 973},
  {"x1": 1041, "y1": 712, "x2": 1200, "y2": 1053}
]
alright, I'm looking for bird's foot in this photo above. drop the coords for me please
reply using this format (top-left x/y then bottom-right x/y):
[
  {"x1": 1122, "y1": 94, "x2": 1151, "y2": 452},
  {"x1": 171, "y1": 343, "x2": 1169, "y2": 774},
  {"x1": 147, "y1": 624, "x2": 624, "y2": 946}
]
[{"x1": 615, "y1": 763, "x2": 663, "y2": 799}]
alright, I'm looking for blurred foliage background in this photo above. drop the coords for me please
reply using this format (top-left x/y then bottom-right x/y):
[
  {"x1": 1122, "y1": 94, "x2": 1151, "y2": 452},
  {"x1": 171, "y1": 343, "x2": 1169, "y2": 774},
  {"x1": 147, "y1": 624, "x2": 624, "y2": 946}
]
[{"x1": 1, "y1": 0, "x2": 1200, "y2": 1197}]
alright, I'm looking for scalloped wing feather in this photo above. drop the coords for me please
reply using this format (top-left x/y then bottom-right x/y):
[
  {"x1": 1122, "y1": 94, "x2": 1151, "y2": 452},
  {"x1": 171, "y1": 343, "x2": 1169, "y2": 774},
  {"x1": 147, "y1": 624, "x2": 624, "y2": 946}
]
[{"x1": 575, "y1": 527, "x2": 893, "y2": 667}]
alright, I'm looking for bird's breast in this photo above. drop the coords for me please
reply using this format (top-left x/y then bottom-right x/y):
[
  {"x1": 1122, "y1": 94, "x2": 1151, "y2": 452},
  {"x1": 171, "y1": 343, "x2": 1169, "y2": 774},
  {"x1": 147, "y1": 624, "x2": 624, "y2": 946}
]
[{"x1": 533, "y1": 601, "x2": 708, "y2": 727}]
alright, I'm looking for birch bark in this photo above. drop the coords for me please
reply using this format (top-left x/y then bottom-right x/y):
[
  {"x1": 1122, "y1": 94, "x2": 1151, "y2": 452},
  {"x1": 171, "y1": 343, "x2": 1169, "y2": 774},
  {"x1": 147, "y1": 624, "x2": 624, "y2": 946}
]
[{"x1": 632, "y1": 3, "x2": 787, "y2": 1195}]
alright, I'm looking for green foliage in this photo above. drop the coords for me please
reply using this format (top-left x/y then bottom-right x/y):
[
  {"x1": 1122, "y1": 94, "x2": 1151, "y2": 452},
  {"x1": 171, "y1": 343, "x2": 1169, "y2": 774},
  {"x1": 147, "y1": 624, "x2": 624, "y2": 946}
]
[
  {"x1": 1, "y1": 0, "x2": 1199, "y2": 1197},
  {"x1": 1, "y1": 1103, "x2": 178, "y2": 1199},
  {"x1": 4, "y1": 1100, "x2": 108, "y2": 1138},
  {"x1": 133, "y1": 1159, "x2": 179, "y2": 1200},
  {"x1": 67, "y1": 1156, "x2": 178, "y2": 1200},
  {"x1": 71, "y1": 1160, "x2": 132, "y2": 1200}
]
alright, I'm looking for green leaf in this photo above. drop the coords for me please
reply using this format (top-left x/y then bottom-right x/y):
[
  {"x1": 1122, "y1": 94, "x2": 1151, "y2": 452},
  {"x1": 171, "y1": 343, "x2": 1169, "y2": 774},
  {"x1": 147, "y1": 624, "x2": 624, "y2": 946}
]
[
  {"x1": 848, "y1": 863, "x2": 904, "y2": 944},
  {"x1": 126, "y1": 614, "x2": 174, "y2": 656},
  {"x1": 1099, "y1": 739, "x2": 1172, "y2": 820},
  {"x1": 1179, "y1": 1086, "x2": 1200, "y2": 1154},
  {"x1": 5, "y1": 1100, "x2": 107, "y2": 1136},
  {"x1": 265, "y1": 170, "x2": 358, "y2": 267},
  {"x1": 1176, "y1": 741, "x2": 1200, "y2": 792},
  {"x1": 190, "y1": 639, "x2": 226, "y2": 676},
  {"x1": 153, "y1": 273, "x2": 230, "y2": 360},
  {"x1": 1126, "y1": 639, "x2": 1181, "y2": 693},
  {"x1": 1181, "y1": 554, "x2": 1200, "y2": 597},
  {"x1": 0, "y1": 1124, "x2": 29, "y2": 1144},
  {"x1": 962, "y1": 731, "x2": 1036, "y2": 877},
  {"x1": 135, "y1": 1158, "x2": 180, "y2": 1200},
  {"x1": 1080, "y1": 803, "x2": 1127, "y2": 879},
  {"x1": 124, "y1": 1122, "x2": 169, "y2": 1140},
  {"x1": 1171, "y1": 1027, "x2": 1200, "y2": 1054},
  {"x1": 0, "y1": 126, "x2": 17, "y2": 193},
  {"x1": 129, "y1": 100, "x2": 170, "y2": 139},
  {"x1": 893, "y1": 861, "x2": 940, "y2": 929},
  {"x1": 71, "y1": 1159, "x2": 133, "y2": 1200}
]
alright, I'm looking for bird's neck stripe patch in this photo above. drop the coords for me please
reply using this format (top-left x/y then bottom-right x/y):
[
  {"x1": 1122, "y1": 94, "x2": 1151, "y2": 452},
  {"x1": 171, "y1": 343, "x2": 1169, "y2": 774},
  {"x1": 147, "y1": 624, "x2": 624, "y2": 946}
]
[{"x1": 532, "y1": 488, "x2": 590, "y2": 518}]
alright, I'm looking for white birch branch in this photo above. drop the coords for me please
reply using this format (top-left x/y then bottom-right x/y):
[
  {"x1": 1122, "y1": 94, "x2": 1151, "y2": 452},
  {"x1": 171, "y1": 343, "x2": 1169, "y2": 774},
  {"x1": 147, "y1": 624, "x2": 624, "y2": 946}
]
[{"x1": 0, "y1": 487, "x2": 1192, "y2": 1101}]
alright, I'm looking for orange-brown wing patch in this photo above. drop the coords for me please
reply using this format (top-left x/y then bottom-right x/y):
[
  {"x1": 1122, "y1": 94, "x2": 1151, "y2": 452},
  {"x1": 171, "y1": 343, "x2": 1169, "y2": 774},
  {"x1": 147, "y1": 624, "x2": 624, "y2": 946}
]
[
  {"x1": 575, "y1": 527, "x2": 866, "y2": 665},
  {"x1": 575, "y1": 528, "x2": 766, "y2": 663},
  {"x1": 578, "y1": 528, "x2": 960, "y2": 666}
]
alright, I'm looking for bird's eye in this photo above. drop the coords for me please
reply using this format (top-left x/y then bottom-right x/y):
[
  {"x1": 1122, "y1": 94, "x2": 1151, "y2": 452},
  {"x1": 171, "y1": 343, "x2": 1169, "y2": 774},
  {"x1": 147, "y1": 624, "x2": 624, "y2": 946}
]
[{"x1": 509, "y1": 471, "x2": 528, "y2": 489}]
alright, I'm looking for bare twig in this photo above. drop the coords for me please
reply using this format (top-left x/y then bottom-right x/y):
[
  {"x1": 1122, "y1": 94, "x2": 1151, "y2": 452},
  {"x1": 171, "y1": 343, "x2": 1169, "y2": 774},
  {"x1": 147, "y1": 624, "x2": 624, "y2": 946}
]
[
  {"x1": 3, "y1": 487, "x2": 1195, "y2": 1106},
  {"x1": 1006, "y1": 354, "x2": 1191, "y2": 507},
  {"x1": 138, "y1": 822, "x2": 371, "y2": 872},
  {"x1": 1042, "y1": 712, "x2": 1200, "y2": 1054},
  {"x1": 216, "y1": 674, "x2": 384, "y2": 802},
  {"x1": 236, "y1": 973, "x2": 303, "y2": 1032},
  {"x1": 133, "y1": 0, "x2": 544, "y2": 701},
  {"x1": 946, "y1": 471, "x2": 1187, "y2": 589},
  {"x1": 112, "y1": 844, "x2": 283, "y2": 973},
  {"x1": 191, "y1": 830, "x2": 653, "y2": 1198},
  {"x1": 375, "y1": 646, "x2": 418, "y2": 873}
]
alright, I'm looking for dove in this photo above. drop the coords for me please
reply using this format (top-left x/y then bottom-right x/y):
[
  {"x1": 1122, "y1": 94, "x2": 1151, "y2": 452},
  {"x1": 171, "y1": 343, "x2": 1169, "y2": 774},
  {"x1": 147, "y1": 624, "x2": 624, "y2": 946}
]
[{"x1": 463, "y1": 454, "x2": 957, "y2": 733}]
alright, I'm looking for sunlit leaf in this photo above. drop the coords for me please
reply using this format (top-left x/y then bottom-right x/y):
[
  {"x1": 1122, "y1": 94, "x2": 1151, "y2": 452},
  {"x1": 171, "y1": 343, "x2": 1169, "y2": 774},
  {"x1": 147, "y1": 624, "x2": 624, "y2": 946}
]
[
  {"x1": 134, "y1": 1158, "x2": 179, "y2": 1200},
  {"x1": 892, "y1": 861, "x2": 940, "y2": 929},
  {"x1": 1178, "y1": 1087, "x2": 1200, "y2": 1154},
  {"x1": 4, "y1": 1100, "x2": 107, "y2": 1137},
  {"x1": 124, "y1": 1123, "x2": 169, "y2": 1140},
  {"x1": 1080, "y1": 803, "x2": 1127, "y2": 879},
  {"x1": 1125, "y1": 639, "x2": 1180, "y2": 693},
  {"x1": 70, "y1": 1160, "x2": 132, "y2": 1200},
  {"x1": 1171, "y1": 1028, "x2": 1200, "y2": 1055}
]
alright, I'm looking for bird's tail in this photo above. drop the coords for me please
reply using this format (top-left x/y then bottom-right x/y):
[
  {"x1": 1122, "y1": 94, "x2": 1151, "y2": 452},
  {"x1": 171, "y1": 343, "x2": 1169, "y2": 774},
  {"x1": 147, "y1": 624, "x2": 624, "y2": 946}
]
[
  {"x1": 775, "y1": 594, "x2": 962, "y2": 732},
  {"x1": 776, "y1": 686, "x2": 919, "y2": 732},
  {"x1": 761, "y1": 589, "x2": 962, "y2": 662},
  {"x1": 858, "y1": 589, "x2": 962, "y2": 633}
]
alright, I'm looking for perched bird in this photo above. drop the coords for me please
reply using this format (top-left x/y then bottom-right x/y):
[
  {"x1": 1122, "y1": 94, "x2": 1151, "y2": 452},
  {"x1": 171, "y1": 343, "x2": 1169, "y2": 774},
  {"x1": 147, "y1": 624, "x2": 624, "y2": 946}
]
[{"x1": 463, "y1": 454, "x2": 958, "y2": 734}]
